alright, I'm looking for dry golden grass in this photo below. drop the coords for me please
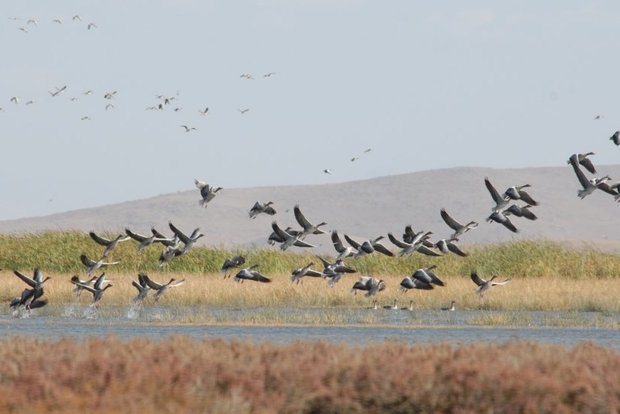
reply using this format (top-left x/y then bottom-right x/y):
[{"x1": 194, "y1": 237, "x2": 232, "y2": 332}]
[{"x1": 0, "y1": 337, "x2": 617, "y2": 413}]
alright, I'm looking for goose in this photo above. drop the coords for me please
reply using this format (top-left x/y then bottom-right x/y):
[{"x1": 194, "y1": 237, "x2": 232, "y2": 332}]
[
  {"x1": 323, "y1": 169, "x2": 331, "y2": 174},
  {"x1": 168, "y1": 222, "x2": 204, "y2": 254},
  {"x1": 198, "y1": 107, "x2": 209, "y2": 115},
  {"x1": 131, "y1": 273, "x2": 151, "y2": 303},
  {"x1": 195, "y1": 179, "x2": 222, "y2": 207},
  {"x1": 267, "y1": 226, "x2": 301, "y2": 245},
  {"x1": 103, "y1": 91, "x2": 117, "y2": 99},
  {"x1": 434, "y1": 238, "x2": 468, "y2": 257},
  {"x1": 485, "y1": 177, "x2": 510, "y2": 212},
  {"x1": 249, "y1": 201, "x2": 276, "y2": 219},
  {"x1": 180, "y1": 125, "x2": 197, "y2": 132},
  {"x1": 27, "y1": 18, "x2": 38, "y2": 26},
  {"x1": 440, "y1": 209, "x2": 479, "y2": 240},
  {"x1": 383, "y1": 299, "x2": 398, "y2": 310},
  {"x1": 568, "y1": 155, "x2": 617, "y2": 199},
  {"x1": 87, "y1": 22, "x2": 97, "y2": 30},
  {"x1": 400, "y1": 300, "x2": 414, "y2": 311},
  {"x1": 567, "y1": 153, "x2": 596, "y2": 174},
  {"x1": 18, "y1": 27, "x2": 28, "y2": 33},
  {"x1": 125, "y1": 228, "x2": 169, "y2": 251},
  {"x1": 399, "y1": 276, "x2": 433, "y2": 292},
  {"x1": 158, "y1": 246, "x2": 182, "y2": 267},
  {"x1": 487, "y1": 210, "x2": 519, "y2": 233},
  {"x1": 271, "y1": 221, "x2": 316, "y2": 251},
  {"x1": 345, "y1": 234, "x2": 394, "y2": 257},
  {"x1": 331, "y1": 230, "x2": 356, "y2": 260},
  {"x1": 351, "y1": 276, "x2": 385, "y2": 297},
  {"x1": 411, "y1": 266, "x2": 446, "y2": 287},
  {"x1": 387, "y1": 232, "x2": 438, "y2": 257},
  {"x1": 140, "y1": 274, "x2": 185, "y2": 301},
  {"x1": 52, "y1": 18, "x2": 62, "y2": 24},
  {"x1": 503, "y1": 184, "x2": 539, "y2": 206},
  {"x1": 610, "y1": 131, "x2": 620, "y2": 146},
  {"x1": 10, "y1": 96, "x2": 19, "y2": 104},
  {"x1": 233, "y1": 265, "x2": 271, "y2": 283},
  {"x1": 105, "y1": 103, "x2": 114, "y2": 110},
  {"x1": 317, "y1": 256, "x2": 356, "y2": 287},
  {"x1": 13, "y1": 268, "x2": 51, "y2": 292},
  {"x1": 221, "y1": 255, "x2": 246, "y2": 278},
  {"x1": 80, "y1": 254, "x2": 120, "y2": 275},
  {"x1": 71, "y1": 272, "x2": 113, "y2": 306},
  {"x1": 49, "y1": 85, "x2": 67, "y2": 97},
  {"x1": 505, "y1": 204, "x2": 538, "y2": 221},
  {"x1": 10, "y1": 288, "x2": 47, "y2": 310},
  {"x1": 150, "y1": 228, "x2": 180, "y2": 248},
  {"x1": 294, "y1": 205, "x2": 327, "y2": 237},
  {"x1": 263, "y1": 72, "x2": 276, "y2": 77},
  {"x1": 441, "y1": 300, "x2": 456, "y2": 311},
  {"x1": 72, "y1": 14, "x2": 82, "y2": 21},
  {"x1": 70, "y1": 274, "x2": 97, "y2": 297},
  {"x1": 89, "y1": 231, "x2": 131, "y2": 257},
  {"x1": 367, "y1": 299, "x2": 379, "y2": 310},
  {"x1": 240, "y1": 73, "x2": 253, "y2": 79},
  {"x1": 291, "y1": 262, "x2": 323, "y2": 285},
  {"x1": 470, "y1": 271, "x2": 511, "y2": 298},
  {"x1": 238, "y1": 108, "x2": 250, "y2": 114}
]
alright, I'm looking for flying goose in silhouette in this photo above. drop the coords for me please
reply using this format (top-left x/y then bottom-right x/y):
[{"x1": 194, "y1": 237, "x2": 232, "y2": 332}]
[
  {"x1": 317, "y1": 256, "x2": 356, "y2": 287},
  {"x1": 470, "y1": 272, "x2": 511, "y2": 298},
  {"x1": 271, "y1": 222, "x2": 316, "y2": 251},
  {"x1": 267, "y1": 226, "x2": 301, "y2": 245},
  {"x1": 71, "y1": 272, "x2": 113, "y2": 306},
  {"x1": 440, "y1": 209, "x2": 479, "y2": 239},
  {"x1": 294, "y1": 205, "x2": 327, "y2": 237},
  {"x1": 399, "y1": 276, "x2": 433, "y2": 292},
  {"x1": 411, "y1": 266, "x2": 445, "y2": 287},
  {"x1": 80, "y1": 254, "x2": 120, "y2": 275},
  {"x1": 505, "y1": 204, "x2": 538, "y2": 221},
  {"x1": 249, "y1": 201, "x2": 276, "y2": 219},
  {"x1": 387, "y1": 232, "x2": 438, "y2": 257},
  {"x1": 441, "y1": 300, "x2": 456, "y2": 311},
  {"x1": 331, "y1": 231, "x2": 357, "y2": 260},
  {"x1": 345, "y1": 235, "x2": 394, "y2": 257},
  {"x1": 610, "y1": 131, "x2": 620, "y2": 145},
  {"x1": 434, "y1": 238, "x2": 468, "y2": 257},
  {"x1": 234, "y1": 265, "x2": 271, "y2": 283},
  {"x1": 131, "y1": 273, "x2": 151, "y2": 303},
  {"x1": 351, "y1": 276, "x2": 385, "y2": 297},
  {"x1": 291, "y1": 262, "x2": 323, "y2": 284},
  {"x1": 70, "y1": 275, "x2": 98, "y2": 297},
  {"x1": 568, "y1": 155, "x2": 616, "y2": 199},
  {"x1": 125, "y1": 228, "x2": 168, "y2": 252},
  {"x1": 180, "y1": 125, "x2": 197, "y2": 132},
  {"x1": 487, "y1": 210, "x2": 519, "y2": 233},
  {"x1": 195, "y1": 179, "x2": 222, "y2": 207},
  {"x1": 89, "y1": 231, "x2": 131, "y2": 257},
  {"x1": 168, "y1": 222, "x2": 204, "y2": 254},
  {"x1": 568, "y1": 153, "x2": 596, "y2": 174},
  {"x1": 503, "y1": 184, "x2": 538, "y2": 206},
  {"x1": 485, "y1": 177, "x2": 510, "y2": 212},
  {"x1": 141, "y1": 274, "x2": 185, "y2": 301},
  {"x1": 221, "y1": 256, "x2": 246, "y2": 278}
]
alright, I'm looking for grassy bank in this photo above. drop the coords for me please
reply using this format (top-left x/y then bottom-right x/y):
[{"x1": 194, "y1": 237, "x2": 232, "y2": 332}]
[
  {"x1": 0, "y1": 337, "x2": 617, "y2": 413},
  {"x1": 2, "y1": 231, "x2": 620, "y2": 278}
]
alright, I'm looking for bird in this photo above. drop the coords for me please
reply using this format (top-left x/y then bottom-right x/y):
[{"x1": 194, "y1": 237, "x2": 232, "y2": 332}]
[
  {"x1": 323, "y1": 169, "x2": 332, "y2": 174},
  {"x1": 72, "y1": 14, "x2": 82, "y2": 21},
  {"x1": 568, "y1": 153, "x2": 596, "y2": 174},
  {"x1": 263, "y1": 72, "x2": 276, "y2": 78},
  {"x1": 70, "y1": 275, "x2": 98, "y2": 297},
  {"x1": 52, "y1": 18, "x2": 62, "y2": 24},
  {"x1": 103, "y1": 91, "x2": 117, "y2": 99},
  {"x1": 168, "y1": 222, "x2": 204, "y2": 255},
  {"x1": 270, "y1": 222, "x2": 316, "y2": 251},
  {"x1": 125, "y1": 228, "x2": 168, "y2": 252},
  {"x1": 503, "y1": 184, "x2": 539, "y2": 206},
  {"x1": 267, "y1": 225, "x2": 301, "y2": 246},
  {"x1": 294, "y1": 205, "x2": 327, "y2": 237},
  {"x1": 568, "y1": 155, "x2": 617, "y2": 199},
  {"x1": 291, "y1": 263, "x2": 323, "y2": 285},
  {"x1": 80, "y1": 254, "x2": 120, "y2": 275},
  {"x1": 80, "y1": 116, "x2": 91, "y2": 121},
  {"x1": 610, "y1": 131, "x2": 620, "y2": 146},
  {"x1": 470, "y1": 271, "x2": 511, "y2": 298},
  {"x1": 239, "y1": 73, "x2": 254, "y2": 79},
  {"x1": 131, "y1": 273, "x2": 151, "y2": 303},
  {"x1": 233, "y1": 265, "x2": 271, "y2": 283},
  {"x1": 49, "y1": 85, "x2": 67, "y2": 97},
  {"x1": 140, "y1": 274, "x2": 185, "y2": 301},
  {"x1": 505, "y1": 204, "x2": 538, "y2": 221},
  {"x1": 158, "y1": 246, "x2": 182, "y2": 267},
  {"x1": 10, "y1": 288, "x2": 47, "y2": 311},
  {"x1": 180, "y1": 125, "x2": 197, "y2": 132},
  {"x1": 221, "y1": 256, "x2": 246, "y2": 278},
  {"x1": 434, "y1": 238, "x2": 468, "y2": 257},
  {"x1": 249, "y1": 201, "x2": 276, "y2": 219},
  {"x1": 10, "y1": 97, "x2": 19, "y2": 104},
  {"x1": 105, "y1": 103, "x2": 114, "y2": 110},
  {"x1": 485, "y1": 177, "x2": 510, "y2": 212},
  {"x1": 441, "y1": 300, "x2": 456, "y2": 311},
  {"x1": 195, "y1": 179, "x2": 222, "y2": 208},
  {"x1": 399, "y1": 276, "x2": 433, "y2": 292},
  {"x1": 26, "y1": 18, "x2": 38, "y2": 26},
  {"x1": 331, "y1": 231, "x2": 357, "y2": 260},
  {"x1": 440, "y1": 209, "x2": 479, "y2": 239},
  {"x1": 70, "y1": 272, "x2": 113, "y2": 306},
  {"x1": 345, "y1": 235, "x2": 394, "y2": 257},
  {"x1": 198, "y1": 107, "x2": 209, "y2": 115},
  {"x1": 411, "y1": 266, "x2": 446, "y2": 287},
  {"x1": 387, "y1": 232, "x2": 438, "y2": 257},
  {"x1": 238, "y1": 108, "x2": 250, "y2": 114},
  {"x1": 87, "y1": 22, "x2": 97, "y2": 30},
  {"x1": 350, "y1": 157, "x2": 358, "y2": 162},
  {"x1": 487, "y1": 210, "x2": 519, "y2": 233},
  {"x1": 88, "y1": 231, "x2": 131, "y2": 257},
  {"x1": 13, "y1": 269, "x2": 51, "y2": 307},
  {"x1": 364, "y1": 148, "x2": 373, "y2": 153},
  {"x1": 351, "y1": 276, "x2": 385, "y2": 297},
  {"x1": 317, "y1": 257, "x2": 356, "y2": 287},
  {"x1": 400, "y1": 300, "x2": 414, "y2": 311}
]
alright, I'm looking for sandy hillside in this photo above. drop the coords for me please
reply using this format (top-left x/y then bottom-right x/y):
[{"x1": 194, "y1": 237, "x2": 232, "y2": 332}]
[{"x1": 2, "y1": 165, "x2": 620, "y2": 253}]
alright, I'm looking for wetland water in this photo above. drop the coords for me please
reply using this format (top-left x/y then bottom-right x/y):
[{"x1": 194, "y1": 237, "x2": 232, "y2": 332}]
[{"x1": 1, "y1": 305, "x2": 618, "y2": 349}]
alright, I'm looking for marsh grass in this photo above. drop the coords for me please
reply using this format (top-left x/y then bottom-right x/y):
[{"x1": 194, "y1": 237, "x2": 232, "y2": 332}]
[{"x1": 0, "y1": 337, "x2": 617, "y2": 413}]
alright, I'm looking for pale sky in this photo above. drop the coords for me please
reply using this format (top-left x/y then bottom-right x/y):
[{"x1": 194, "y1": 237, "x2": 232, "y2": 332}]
[{"x1": 2, "y1": 1, "x2": 620, "y2": 220}]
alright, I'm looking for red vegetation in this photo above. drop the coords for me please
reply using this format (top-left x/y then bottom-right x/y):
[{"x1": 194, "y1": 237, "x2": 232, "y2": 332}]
[{"x1": 0, "y1": 337, "x2": 617, "y2": 413}]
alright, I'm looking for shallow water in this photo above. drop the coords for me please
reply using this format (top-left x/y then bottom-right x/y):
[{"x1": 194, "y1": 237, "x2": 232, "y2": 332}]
[{"x1": 1, "y1": 305, "x2": 618, "y2": 349}]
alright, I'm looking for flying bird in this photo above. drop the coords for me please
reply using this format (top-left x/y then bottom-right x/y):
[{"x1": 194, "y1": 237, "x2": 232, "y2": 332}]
[
  {"x1": 221, "y1": 256, "x2": 246, "y2": 278},
  {"x1": 180, "y1": 125, "x2": 197, "y2": 132},
  {"x1": 610, "y1": 131, "x2": 620, "y2": 146},
  {"x1": 351, "y1": 276, "x2": 385, "y2": 297},
  {"x1": 470, "y1": 271, "x2": 511, "y2": 298},
  {"x1": 198, "y1": 107, "x2": 209, "y2": 115},
  {"x1": 234, "y1": 265, "x2": 271, "y2": 283},
  {"x1": 440, "y1": 209, "x2": 479, "y2": 240},
  {"x1": 195, "y1": 179, "x2": 222, "y2": 207},
  {"x1": 567, "y1": 153, "x2": 596, "y2": 174},
  {"x1": 249, "y1": 201, "x2": 276, "y2": 219}
]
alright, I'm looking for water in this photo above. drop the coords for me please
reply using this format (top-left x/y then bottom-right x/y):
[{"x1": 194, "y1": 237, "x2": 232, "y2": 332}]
[{"x1": 1, "y1": 305, "x2": 618, "y2": 349}]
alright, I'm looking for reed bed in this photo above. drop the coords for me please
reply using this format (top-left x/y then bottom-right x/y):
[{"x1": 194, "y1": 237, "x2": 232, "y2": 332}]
[{"x1": 0, "y1": 337, "x2": 617, "y2": 413}]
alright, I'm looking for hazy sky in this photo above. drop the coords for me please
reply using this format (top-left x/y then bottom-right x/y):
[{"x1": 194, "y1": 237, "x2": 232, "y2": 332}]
[{"x1": 2, "y1": 1, "x2": 620, "y2": 220}]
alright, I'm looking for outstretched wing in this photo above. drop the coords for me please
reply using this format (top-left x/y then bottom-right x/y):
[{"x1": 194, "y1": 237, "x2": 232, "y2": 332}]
[
  {"x1": 484, "y1": 177, "x2": 504, "y2": 204},
  {"x1": 440, "y1": 209, "x2": 462, "y2": 231},
  {"x1": 293, "y1": 205, "x2": 313, "y2": 231},
  {"x1": 470, "y1": 271, "x2": 486, "y2": 287},
  {"x1": 89, "y1": 231, "x2": 111, "y2": 246},
  {"x1": 169, "y1": 222, "x2": 191, "y2": 244}
]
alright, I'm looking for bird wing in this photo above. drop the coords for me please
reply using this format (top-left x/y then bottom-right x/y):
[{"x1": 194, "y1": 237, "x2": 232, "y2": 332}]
[
  {"x1": 518, "y1": 190, "x2": 538, "y2": 206},
  {"x1": 33, "y1": 268, "x2": 43, "y2": 283},
  {"x1": 293, "y1": 239, "x2": 316, "y2": 248},
  {"x1": 293, "y1": 205, "x2": 313, "y2": 231},
  {"x1": 168, "y1": 222, "x2": 191, "y2": 244},
  {"x1": 425, "y1": 268, "x2": 446, "y2": 287},
  {"x1": 373, "y1": 242, "x2": 394, "y2": 257},
  {"x1": 569, "y1": 156, "x2": 591, "y2": 189},
  {"x1": 125, "y1": 228, "x2": 147, "y2": 242},
  {"x1": 343, "y1": 234, "x2": 362, "y2": 250},
  {"x1": 170, "y1": 279, "x2": 185, "y2": 287},
  {"x1": 580, "y1": 156, "x2": 596, "y2": 174},
  {"x1": 470, "y1": 271, "x2": 486, "y2": 287},
  {"x1": 89, "y1": 231, "x2": 111, "y2": 246},
  {"x1": 501, "y1": 216, "x2": 519, "y2": 233},
  {"x1": 271, "y1": 222, "x2": 292, "y2": 240},
  {"x1": 491, "y1": 278, "x2": 512, "y2": 286},
  {"x1": 440, "y1": 209, "x2": 462, "y2": 231},
  {"x1": 141, "y1": 274, "x2": 164, "y2": 290},
  {"x1": 80, "y1": 254, "x2": 96, "y2": 267},
  {"x1": 304, "y1": 269, "x2": 324, "y2": 277},
  {"x1": 387, "y1": 233, "x2": 409, "y2": 249},
  {"x1": 251, "y1": 272, "x2": 271, "y2": 283},
  {"x1": 597, "y1": 182, "x2": 618, "y2": 196},
  {"x1": 484, "y1": 177, "x2": 504, "y2": 204},
  {"x1": 447, "y1": 242, "x2": 468, "y2": 257},
  {"x1": 417, "y1": 245, "x2": 441, "y2": 257},
  {"x1": 13, "y1": 270, "x2": 36, "y2": 288},
  {"x1": 331, "y1": 231, "x2": 347, "y2": 252}
]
